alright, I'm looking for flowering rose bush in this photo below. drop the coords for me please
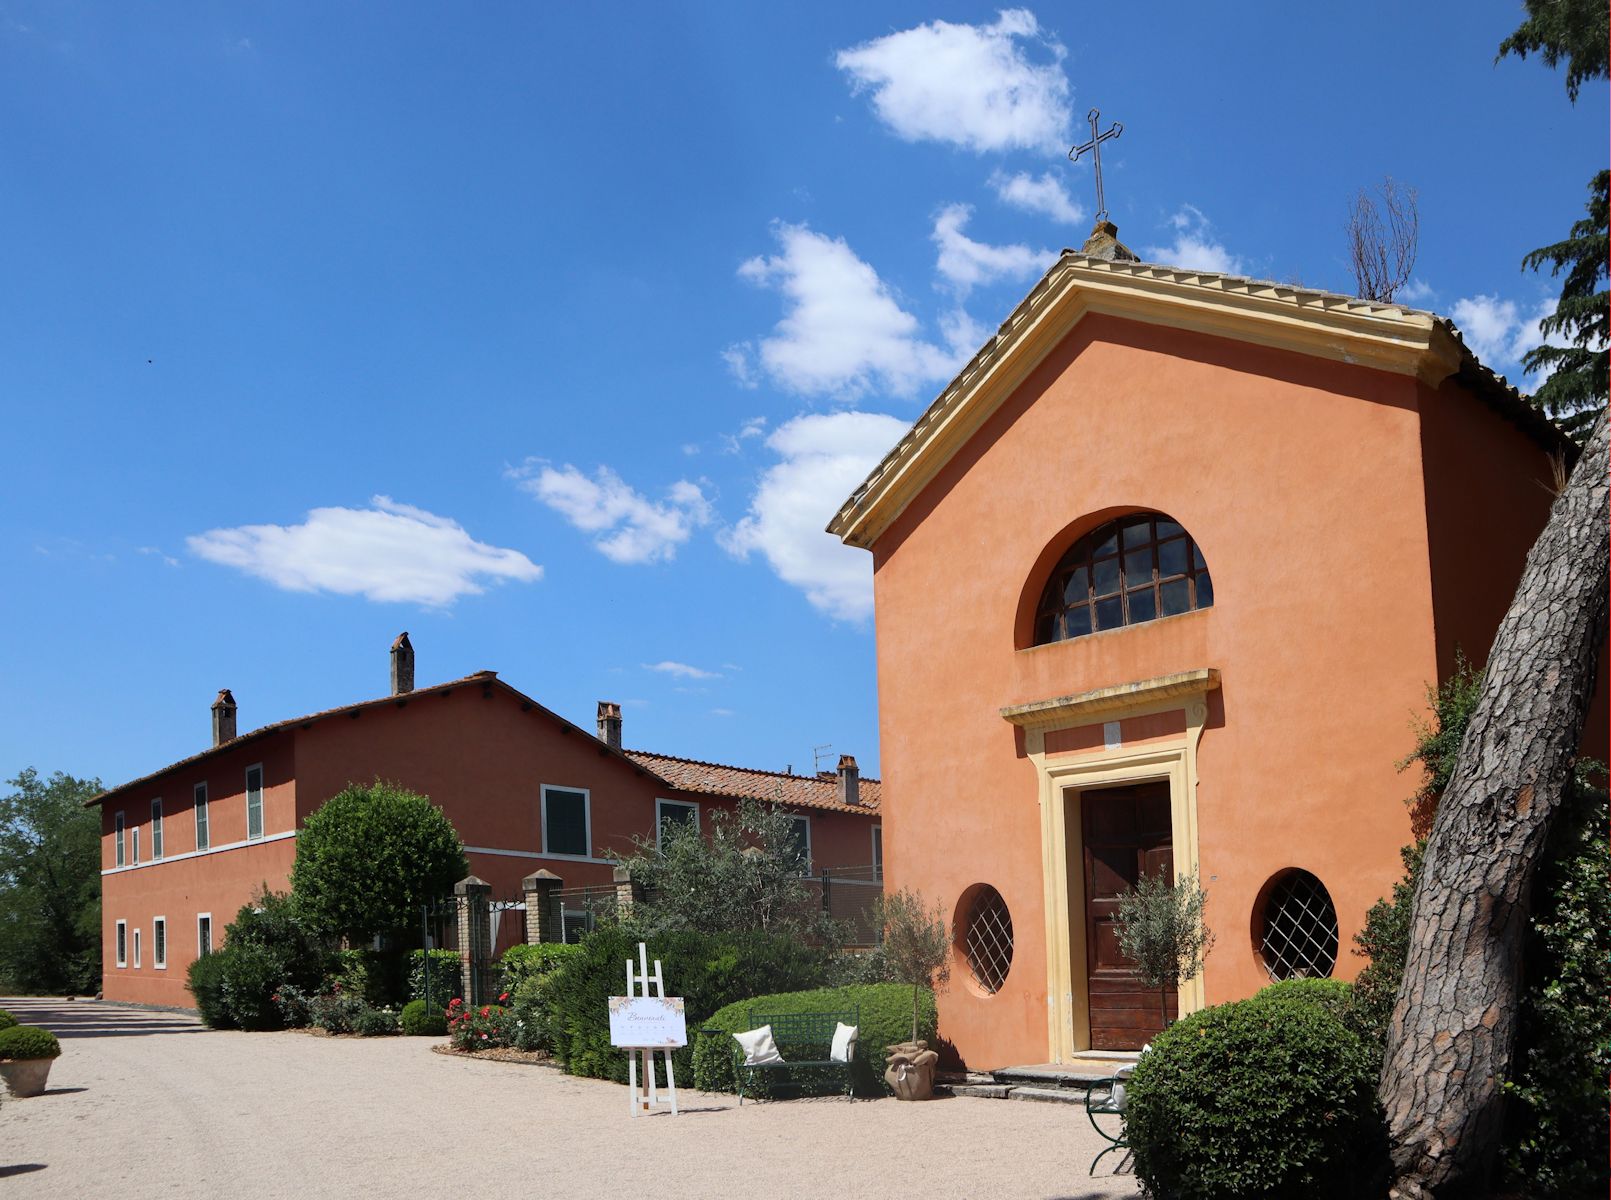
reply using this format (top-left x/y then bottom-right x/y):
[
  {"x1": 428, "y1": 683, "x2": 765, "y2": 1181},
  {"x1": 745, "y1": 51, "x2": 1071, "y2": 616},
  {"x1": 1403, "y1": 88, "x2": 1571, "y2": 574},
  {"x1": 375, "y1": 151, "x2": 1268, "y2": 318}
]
[
  {"x1": 272, "y1": 984, "x2": 311, "y2": 1028},
  {"x1": 446, "y1": 995, "x2": 519, "y2": 1051},
  {"x1": 309, "y1": 983, "x2": 368, "y2": 1034}
]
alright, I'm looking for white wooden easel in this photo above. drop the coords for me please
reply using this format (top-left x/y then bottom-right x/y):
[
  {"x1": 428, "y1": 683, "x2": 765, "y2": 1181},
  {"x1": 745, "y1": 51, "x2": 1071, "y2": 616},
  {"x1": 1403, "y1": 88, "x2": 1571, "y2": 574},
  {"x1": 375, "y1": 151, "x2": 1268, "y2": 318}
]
[{"x1": 626, "y1": 943, "x2": 678, "y2": 1117}]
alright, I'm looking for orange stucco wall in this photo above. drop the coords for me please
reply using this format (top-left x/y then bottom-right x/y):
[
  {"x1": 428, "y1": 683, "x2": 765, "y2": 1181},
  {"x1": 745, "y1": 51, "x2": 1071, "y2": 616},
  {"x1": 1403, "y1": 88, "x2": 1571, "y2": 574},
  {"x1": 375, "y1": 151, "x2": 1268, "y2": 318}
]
[
  {"x1": 99, "y1": 686, "x2": 878, "y2": 1005},
  {"x1": 868, "y1": 314, "x2": 1566, "y2": 1070}
]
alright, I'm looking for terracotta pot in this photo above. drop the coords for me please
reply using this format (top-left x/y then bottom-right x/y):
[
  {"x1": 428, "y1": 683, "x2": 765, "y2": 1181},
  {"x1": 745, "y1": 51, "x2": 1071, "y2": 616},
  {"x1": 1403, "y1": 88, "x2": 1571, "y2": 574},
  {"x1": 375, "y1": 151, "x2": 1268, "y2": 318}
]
[
  {"x1": 883, "y1": 1039, "x2": 939, "y2": 1101},
  {"x1": 0, "y1": 1057, "x2": 54, "y2": 1098}
]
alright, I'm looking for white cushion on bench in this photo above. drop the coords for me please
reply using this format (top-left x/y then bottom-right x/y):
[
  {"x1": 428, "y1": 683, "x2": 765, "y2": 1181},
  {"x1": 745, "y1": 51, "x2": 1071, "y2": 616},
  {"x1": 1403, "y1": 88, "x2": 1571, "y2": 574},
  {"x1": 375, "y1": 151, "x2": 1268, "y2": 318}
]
[
  {"x1": 734, "y1": 1025, "x2": 784, "y2": 1066},
  {"x1": 829, "y1": 1022, "x2": 859, "y2": 1063}
]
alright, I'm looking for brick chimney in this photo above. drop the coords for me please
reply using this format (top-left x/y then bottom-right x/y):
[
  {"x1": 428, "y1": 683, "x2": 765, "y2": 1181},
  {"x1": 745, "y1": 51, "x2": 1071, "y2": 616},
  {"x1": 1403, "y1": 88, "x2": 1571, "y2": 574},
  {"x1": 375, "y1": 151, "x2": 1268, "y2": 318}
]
[
  {"x1": 837, "y1": 754, "x2": 860, "y2": 806},
  {"x1": 597, "y1": 701, "x2": 622, "y2": 750},
  {"x1": 211, "y1": 689, "x2": 237, "y2": 746},
  {"x1": 391, "y1": 632, "x2": 414, "y2": 696}
]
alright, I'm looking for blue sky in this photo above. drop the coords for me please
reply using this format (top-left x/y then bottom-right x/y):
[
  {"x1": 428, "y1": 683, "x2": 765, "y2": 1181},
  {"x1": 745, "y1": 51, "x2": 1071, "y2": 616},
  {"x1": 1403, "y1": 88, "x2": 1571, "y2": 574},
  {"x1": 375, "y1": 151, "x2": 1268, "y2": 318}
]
[{"x1": 2, "y1": 3, "x2": 1604, "y2": 792}]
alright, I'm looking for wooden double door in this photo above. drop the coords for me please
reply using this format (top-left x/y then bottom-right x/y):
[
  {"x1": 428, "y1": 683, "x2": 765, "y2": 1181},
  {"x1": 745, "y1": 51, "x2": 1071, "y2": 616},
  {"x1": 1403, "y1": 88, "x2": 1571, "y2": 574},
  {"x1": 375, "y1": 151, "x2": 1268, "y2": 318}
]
[{"x1": 1080, "y1": 782, "x2": 1176, "y2": 1050}]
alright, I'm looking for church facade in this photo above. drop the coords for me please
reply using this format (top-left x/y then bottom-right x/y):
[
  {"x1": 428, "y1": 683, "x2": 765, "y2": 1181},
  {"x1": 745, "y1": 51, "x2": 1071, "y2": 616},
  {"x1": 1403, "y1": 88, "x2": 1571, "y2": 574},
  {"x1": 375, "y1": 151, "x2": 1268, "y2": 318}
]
[{"x1": 830, "y1": 243, "x2": 1582, "y2": 1068}]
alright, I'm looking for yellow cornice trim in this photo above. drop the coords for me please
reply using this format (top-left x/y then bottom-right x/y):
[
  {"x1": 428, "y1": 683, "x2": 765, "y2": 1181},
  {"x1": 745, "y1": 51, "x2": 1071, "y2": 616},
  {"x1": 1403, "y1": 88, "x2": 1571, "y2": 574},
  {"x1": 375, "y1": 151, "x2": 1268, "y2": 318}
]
[
  {"x1": 1000, "y1": 667, "x2": 1221, "y2": 731},
  {"x1": 828, "y1": 256, "x2": 1464, "y2": 550}
]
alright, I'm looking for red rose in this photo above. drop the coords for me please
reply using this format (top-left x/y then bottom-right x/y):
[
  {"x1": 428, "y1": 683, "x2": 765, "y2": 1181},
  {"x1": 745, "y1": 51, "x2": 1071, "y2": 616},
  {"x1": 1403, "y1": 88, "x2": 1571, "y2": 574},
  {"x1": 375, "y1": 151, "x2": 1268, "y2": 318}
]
[
  {"x1": 480, "y1": 1006, "x2": 490, "y2": 1017},
  {"x1": 498, "y1": 992, "x2": 509, "y2": 1002}
]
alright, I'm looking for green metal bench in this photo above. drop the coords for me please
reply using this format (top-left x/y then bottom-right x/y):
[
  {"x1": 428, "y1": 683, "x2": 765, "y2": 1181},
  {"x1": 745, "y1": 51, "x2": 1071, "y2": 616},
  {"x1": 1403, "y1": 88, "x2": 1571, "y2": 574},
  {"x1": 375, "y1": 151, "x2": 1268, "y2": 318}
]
[
  {"x1": 734, "y1": 1007, "x2": 859, "y2": 1104},
  {"x1": 1083, "y1": 1064, "x2": 1136, "y2": 1175}
]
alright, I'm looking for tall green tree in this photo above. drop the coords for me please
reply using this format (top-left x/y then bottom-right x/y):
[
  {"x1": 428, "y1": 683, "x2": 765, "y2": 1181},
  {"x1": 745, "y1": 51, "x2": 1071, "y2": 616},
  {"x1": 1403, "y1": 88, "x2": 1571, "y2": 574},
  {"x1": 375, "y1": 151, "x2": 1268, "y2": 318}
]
[
  {"x1": 0, "y1": 769, "x2": 103, "y2": 994},
  {"x1": 1499, "y1": 1, "x2": 1609, "y2": 440},
  {"x1": 290, "y1": 781, "x2": 466, "y2": 945},
  {"x1": 1517, "y1": 172, "x2": 1608, "y2": 438}
]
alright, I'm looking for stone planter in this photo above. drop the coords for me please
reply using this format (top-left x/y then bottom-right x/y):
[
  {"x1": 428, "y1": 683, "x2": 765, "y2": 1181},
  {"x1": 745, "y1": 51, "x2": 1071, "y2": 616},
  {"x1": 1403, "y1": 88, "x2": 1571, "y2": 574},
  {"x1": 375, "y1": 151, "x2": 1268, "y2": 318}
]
[
  {"x1": 0, "y1": 1057, "x2": 54, "y2": 1098},
  {"x1": 883, "y1": 1040, "x2": 939, "y2": 1101}
]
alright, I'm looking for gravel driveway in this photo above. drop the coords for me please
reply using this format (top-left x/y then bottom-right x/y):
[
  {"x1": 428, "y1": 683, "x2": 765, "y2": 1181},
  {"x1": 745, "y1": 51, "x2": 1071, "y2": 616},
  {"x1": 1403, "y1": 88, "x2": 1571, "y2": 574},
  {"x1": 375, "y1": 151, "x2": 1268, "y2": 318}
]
[{"x1": 0, "y1": 997, "x2": 1141, "y2": 1200}]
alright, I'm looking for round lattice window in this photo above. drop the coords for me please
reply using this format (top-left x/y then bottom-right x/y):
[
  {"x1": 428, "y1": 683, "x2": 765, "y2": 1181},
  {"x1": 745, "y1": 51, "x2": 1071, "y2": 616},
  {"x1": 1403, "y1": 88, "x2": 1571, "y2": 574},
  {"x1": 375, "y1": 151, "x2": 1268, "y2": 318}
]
[
  {"x1": 956, "y1": 884, "x2": 1014, "y2": 994},
  {"x1": 1256, "y1": 869, "x2": 1339, "y2": 980}
]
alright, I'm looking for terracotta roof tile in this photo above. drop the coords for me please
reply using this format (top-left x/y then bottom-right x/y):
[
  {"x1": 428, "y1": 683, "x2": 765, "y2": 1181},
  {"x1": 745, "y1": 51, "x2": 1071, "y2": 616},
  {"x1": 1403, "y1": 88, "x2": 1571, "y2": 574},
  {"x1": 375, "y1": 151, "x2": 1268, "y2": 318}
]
[
  {"x1": 624, "y1": 749, "x2": 881, "y2": 816},
  {"x1": 87, "y1": 672, "x2": 666, "y2": 806}
]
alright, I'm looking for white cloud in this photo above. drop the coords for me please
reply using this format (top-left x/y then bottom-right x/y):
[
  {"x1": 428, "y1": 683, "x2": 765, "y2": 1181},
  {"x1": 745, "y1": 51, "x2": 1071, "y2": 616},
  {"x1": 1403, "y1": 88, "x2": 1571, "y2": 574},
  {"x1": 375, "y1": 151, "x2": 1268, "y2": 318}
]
[
  {"x1": 933, "y1": 203, "x2": 1053, "y2": 297},
  {"x1": 710, "y1": 708, "x2": 736, "y2": 717},
  {"x1": 1398, "y1": 278, "x2": 1435, "y2": 304},
  {"x1": 835, "y1": 10, "x2": 1071, "y2": 153},
  {"x1": 512, "y1": 463, "x2": 711, "y2": 565},
  {"x1": 1450, "y1": 294, "x2": 1573, "y2": 389},
  {"x1": 187, "y1": 496, "x2": 541, "y2": 606},
  {"x1": 720, "y1": 410, "x2": 910, "y2": 621},
  {"x1": 991, "y1": 169, "x2": 1084, "y2": 225},
  {"x1": 1143, "y1": 206, "x2": 1245, "y2": 274},
  {"x1": 722, "y1": 343, "x2": 758, "y2": 388},
  {"x1": 138, "y1": 546, "x2": 180, "y2": 568},
  {"x1": 738, "y1": 223, "x2": 975, "y2": 398},
  {"x1": 643, "y1": 661, "x2": 720, "y2": 680}
]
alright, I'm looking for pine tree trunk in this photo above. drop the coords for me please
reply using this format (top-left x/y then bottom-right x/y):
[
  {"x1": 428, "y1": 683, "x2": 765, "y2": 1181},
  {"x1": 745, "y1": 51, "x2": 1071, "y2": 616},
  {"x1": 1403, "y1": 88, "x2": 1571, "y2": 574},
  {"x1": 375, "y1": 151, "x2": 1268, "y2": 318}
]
[{"x1": 1380, "y1": 412, "x2": 1609, "y2": 1198}]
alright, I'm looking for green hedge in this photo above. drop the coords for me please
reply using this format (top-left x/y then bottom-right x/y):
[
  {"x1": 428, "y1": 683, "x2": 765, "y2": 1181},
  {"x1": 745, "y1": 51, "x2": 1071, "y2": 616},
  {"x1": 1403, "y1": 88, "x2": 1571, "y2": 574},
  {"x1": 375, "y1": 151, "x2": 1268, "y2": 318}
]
[
  {"x1": 186, "y1": 950, "x2": 235, "y2": 1028},
  {"x1": 408, "y1": 949, "x2": 460, "y2": 1008},
  {"x1": 328, "y1": 948, "x2": 411, "y2": 1008},
  {"x1": 1126, "y1": 997, "x2": 1386, "y2": 1200},
  {"x1": 1248, "y1": 978, "x2": 1374, "y2": 1047},
  {"x1": 0, "y1": 1025, "x2": 61, "y2": 1060},
  {"x1": 400, "y1": 998, "x2": 447, "y2": 1036},
  {"x1": 692, "y1": 983, "x2": 936, "y2": 1097},
  {"x1": 500, "y1": 942, "x2": 580, "y2": 992},
  {"x1": 0, "y1": 1007, "x2": 18, "y2": 1033},
  {"x1": 355, "y1": 1006, "x2": 399, "y2": 1036},
  {"x1": 543, "y1": 925, "x2": 835, "y2": 1084}
]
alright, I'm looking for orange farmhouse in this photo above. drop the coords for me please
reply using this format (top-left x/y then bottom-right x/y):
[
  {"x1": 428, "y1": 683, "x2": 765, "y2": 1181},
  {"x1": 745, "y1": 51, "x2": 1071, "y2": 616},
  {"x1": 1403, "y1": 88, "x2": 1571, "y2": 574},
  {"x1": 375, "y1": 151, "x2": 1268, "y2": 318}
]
[
  {"x1": 829, "y1": 233, "x2": 1602, "y2": 1069},
  {"x1": 92, "y1": 638, "x2": 883, "y2": 1008}
]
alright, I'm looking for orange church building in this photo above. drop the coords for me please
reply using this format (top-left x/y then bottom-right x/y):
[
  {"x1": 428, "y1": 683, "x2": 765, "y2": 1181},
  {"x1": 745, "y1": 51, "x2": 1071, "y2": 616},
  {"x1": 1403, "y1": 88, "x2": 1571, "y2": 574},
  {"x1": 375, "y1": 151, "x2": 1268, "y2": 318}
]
[
  {"x1": 830, "y1": 228, "x2": 1596, "y2": 1069},
  {"x1": 91, "y1": 637, "x2": 882, "y2": 1008}
]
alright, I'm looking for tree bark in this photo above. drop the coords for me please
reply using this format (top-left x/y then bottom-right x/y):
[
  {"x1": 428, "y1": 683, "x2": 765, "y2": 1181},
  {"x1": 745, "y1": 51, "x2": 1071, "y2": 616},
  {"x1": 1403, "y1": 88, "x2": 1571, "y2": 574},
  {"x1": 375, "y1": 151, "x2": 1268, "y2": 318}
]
[{"x1": 1380, "y1": 411, "x2": 1608, "y2": 1198}]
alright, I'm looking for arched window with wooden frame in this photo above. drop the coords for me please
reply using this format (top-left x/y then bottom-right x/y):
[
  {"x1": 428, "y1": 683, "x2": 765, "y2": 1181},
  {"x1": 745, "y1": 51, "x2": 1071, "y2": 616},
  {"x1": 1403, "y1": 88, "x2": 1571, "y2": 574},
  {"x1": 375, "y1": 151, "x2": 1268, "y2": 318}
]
[{"x1": 1033, "y1": 512, "x2": 1214, "y2": 645}]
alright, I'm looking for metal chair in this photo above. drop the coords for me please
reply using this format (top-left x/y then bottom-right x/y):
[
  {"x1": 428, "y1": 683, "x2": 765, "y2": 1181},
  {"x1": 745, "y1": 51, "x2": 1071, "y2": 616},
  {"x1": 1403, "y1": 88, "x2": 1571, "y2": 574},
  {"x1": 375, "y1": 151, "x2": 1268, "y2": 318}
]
[{"x1": 1084, "y1": 1063, "x2": 1135, "y2": 1176}]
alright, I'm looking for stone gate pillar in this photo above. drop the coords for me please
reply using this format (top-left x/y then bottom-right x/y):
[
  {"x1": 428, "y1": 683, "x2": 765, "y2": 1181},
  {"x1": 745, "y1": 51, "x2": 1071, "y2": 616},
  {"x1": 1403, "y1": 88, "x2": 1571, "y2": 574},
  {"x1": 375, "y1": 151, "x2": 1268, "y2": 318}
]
[
  {"x1": 522, "y1": 869, "x2": 563, "y2": 944},
  {"x1": 454, "y1": 875, "x2": 490, "y2": 1004},
  {"x1": 613, "y1": 865, "x2": 642, "y2": 921}
]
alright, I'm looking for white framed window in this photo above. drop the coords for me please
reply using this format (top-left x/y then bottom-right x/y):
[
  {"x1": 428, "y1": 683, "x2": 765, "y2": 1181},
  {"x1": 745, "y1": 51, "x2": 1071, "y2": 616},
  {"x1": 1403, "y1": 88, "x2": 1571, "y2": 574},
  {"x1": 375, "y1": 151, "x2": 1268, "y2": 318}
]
[
  {"x1": 540, "y1": 785, "x2": 592, "y2": 858},
  {"x1": 133, "y1": 927, "x2": 142, "y2": 969},
  {"x1": 116, "y1": 920, "x2": 128, "y2": 968},
  {"x1": 132, "y1": 826, "x2": 141, "y2": 866},
  {"x1": 197, "y1": 913, "x2": 213, "y2": 956},
  {"x1": 150, "y1": 798, "x2": 164, "y2": 860},
  {"x1": 245, "y1": 764, "x2": 264, "y2": 841},
  {"x1": 194, "y1": 783, "x2": 209, "y2": 852},
  {"x1": 784, "y1": 814, "x2": 812, "y2": 874},
  {"x1": 655, "y1": 798, "x2": 699, "y2": 850},
  {"x1": 872, "y1": 824, "x2": 883, "y2": 879},
  {"x1": 114, "y1": 811, "x2": 126, "y2": 867},
  {"x1": 153, "y1": 916, "x2": 167, "y2": 969}
]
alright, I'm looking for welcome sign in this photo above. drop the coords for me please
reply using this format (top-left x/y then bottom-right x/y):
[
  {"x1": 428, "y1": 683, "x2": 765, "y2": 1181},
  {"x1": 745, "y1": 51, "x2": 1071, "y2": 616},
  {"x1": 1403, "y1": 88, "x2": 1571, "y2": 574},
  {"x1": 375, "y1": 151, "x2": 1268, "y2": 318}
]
[{"x1": 608, "y1": 995, "x2": 687, "y2": 1048}]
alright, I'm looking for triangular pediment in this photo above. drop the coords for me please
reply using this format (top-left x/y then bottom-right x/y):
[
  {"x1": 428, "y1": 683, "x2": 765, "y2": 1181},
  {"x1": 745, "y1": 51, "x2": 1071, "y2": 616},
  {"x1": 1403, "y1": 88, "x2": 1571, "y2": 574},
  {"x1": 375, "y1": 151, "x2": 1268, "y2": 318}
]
[{"x1": 828, "y1": 254, "x2": 1541, "y2": 550}]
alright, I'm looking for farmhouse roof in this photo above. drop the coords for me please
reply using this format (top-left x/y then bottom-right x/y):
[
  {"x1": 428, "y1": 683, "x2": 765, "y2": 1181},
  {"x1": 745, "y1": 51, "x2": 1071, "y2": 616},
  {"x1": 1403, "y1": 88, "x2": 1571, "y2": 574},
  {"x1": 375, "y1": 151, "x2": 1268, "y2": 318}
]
[
  {"x1": 827, "y1": 250, "x2": 1574, "y2": 550},
  {"x1": 86, "y1": 671, "x2": 669, "y2": 807},
  {"x1": 624, "y1": 749, "x2": 881, "y2": 816}
]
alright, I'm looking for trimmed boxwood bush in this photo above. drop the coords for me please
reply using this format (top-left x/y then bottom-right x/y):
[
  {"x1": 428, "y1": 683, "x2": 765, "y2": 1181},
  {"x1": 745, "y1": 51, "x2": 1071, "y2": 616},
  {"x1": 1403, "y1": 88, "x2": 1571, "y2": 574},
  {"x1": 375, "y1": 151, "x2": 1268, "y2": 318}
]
[
  {"x1": 692, "y1": 983, "x2": 936, "y2": 1097},
  {"x1": 1125, "y1": 996, "x2": 1387, "y2": 1200},
  {"x1": 0, "y1": 1025, "x2": 61, "y2": 1060},
  {"x1": 1248, "y1": 978, "x2": 1375, "y2": 1048},
  {"x1": 543, "y1": 925, "x2": 835, "y2": 1084},
  {"x1": 400, "y1": 998, "x2": 447, "y2": 1036},
  {"x1": 355, "y1": 1006, "x2": 398, "y2": 1037},
  {"x1": 0, "y1": 1007, "x2": 18, "y2": 1033}
]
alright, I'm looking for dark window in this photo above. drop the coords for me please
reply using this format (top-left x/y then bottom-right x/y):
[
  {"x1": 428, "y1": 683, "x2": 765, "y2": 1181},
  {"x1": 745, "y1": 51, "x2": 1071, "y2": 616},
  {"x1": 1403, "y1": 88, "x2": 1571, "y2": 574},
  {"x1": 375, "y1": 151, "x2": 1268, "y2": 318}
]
[
  {"x1": 656, "y1": 799, "x2": 698, "y2": 849},
  {"x1": 1033, "y1": 513, "x2": 1213, "y2": 644},
  {"x1": 543, "y1": 788, "x2": 590, "y2": 857},
  {"x1": 198, "y1": 915, "x2": 212, "y2": 956},
  {"x1": 154, "y1": 918, "x2": 167, "y2": 967},
  {"x1": 783, "y1": 815, "x2": 811, "y2": 873},
  {"x1": 1257, "y1": 869, "x2": 1339, "y2": 980}
]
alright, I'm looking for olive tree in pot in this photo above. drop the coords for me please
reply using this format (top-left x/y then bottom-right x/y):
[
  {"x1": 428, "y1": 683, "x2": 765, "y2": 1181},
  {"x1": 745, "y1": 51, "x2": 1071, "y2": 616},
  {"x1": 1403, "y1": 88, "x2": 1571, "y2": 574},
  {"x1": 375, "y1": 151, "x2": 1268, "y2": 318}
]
[
  {"x1": 1114, "y1": 868, "x2": 1214, "y2": 1031},
  {"x1": 876, "y1": 888, "x2": 950, "y2": 1100},
  {"x1": 0, "y1": 1025, "x2": 62, "y2": 1098}
]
